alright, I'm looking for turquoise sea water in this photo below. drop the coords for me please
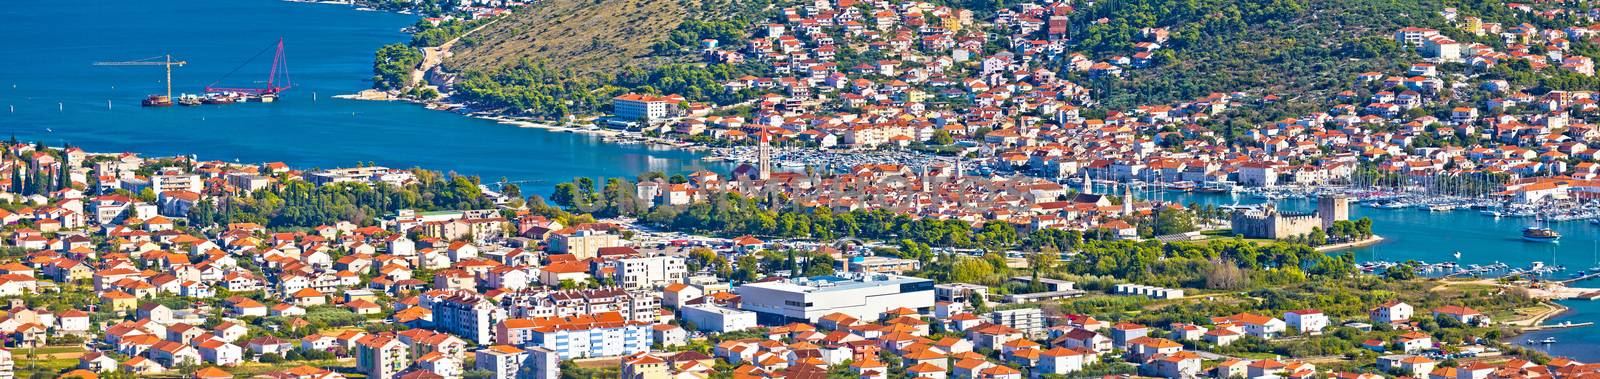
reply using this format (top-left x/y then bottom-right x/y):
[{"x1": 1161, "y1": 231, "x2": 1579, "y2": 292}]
[
  {"x1": 1516, "y1": 300, "x2": 1600, "y2": 361},
  {"x1": 0, "y1": 0, "x2": 724, "y2": 195},
  {"x1": 7, "y1": 0, "x2": 1600, "y2": 362},
  {"x1": 1148, "y1": 192, "x2": 1600, "y2": 270},
  {"x1": 1153, "y1": 191, "x2": 1600, "y2": 361}
]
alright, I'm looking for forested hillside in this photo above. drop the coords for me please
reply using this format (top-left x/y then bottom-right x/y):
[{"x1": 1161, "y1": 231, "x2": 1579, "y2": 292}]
[
  {"x1": 431, "y1": 0, "x2": 1519, "y2": 116},
  {"x1": 1070, "y1": 0, "x2": 1448, "y2": 108}
]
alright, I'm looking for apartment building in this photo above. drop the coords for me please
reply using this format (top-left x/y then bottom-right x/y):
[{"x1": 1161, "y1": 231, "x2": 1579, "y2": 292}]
[
  {"x1": 425, "y1": 290, "x2": 507, "y2": 345},
  {"x1": 515, "y1": 312, "x2": 651, "y2": 360}
]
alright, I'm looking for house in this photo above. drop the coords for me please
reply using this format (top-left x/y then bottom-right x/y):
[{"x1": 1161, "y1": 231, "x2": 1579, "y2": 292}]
[
  {"x1": 1147, "y1": 351, "x2": 1203, "y2": 378},
  {"x1": 1371, "y1": 301, "x2": 1413, "y2": 324},
  {"x1": 248, "y1": 336, "x2": 294, "y2": 355},
  {"x1": 1217, "y1": 313, "x2": 1286, "y2": 339},
  {"x1": 198, "y1": 339, "x2": 244, "y2": 366},
  {"x1": 1432, "y1": 306, "x2": 1490, "y2": 325},
  {"x1": 1397, "y1": 331, "x2": 1432, "y2": 353},
  {"x1": 1379, "y1": 355, "x2": 1436, "y2": 376},
  {"x1": 1284, "y1": 310, "x2": 1328, "y2": 335},
  {"x1": 1109, "y1": 323, "x2": 1149, "y2": 348},
  {"x1": 1036, "y1": 347, "x2": 1088, "y2": 376},
  {"x1": 1204, "y1": 329, "x2": 1241, "y2": 347},
  {"x1": 1054, "y1": 328, "x2": 1111, "y2": 353}
]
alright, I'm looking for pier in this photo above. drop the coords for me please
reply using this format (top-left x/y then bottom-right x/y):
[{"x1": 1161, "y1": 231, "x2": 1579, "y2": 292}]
[
  {"x1": 1522, "y1": 322, "x2": 1594, "y2": 332},
  {"x1": 1560, "y1": 272, "x2": 1600, "y2": 285}
]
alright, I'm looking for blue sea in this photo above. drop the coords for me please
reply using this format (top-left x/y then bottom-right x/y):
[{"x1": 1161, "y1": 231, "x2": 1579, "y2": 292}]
[
  {"x1": 0, "y1": 0, "x2": 724, "y2": 195},
  {"x1": 1153, "y1": 191, "x2": 1600, "y2": 361}
]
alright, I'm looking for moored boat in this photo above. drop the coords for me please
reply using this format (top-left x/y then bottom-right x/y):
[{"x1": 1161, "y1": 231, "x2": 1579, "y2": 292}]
[
  {"x1": 1522, "y1": 227, "x2": 1561, "y2": 243},
  {"x1": 202, "y1": 93, "x2": 238, "y2": 104},
  {"x1": 141, "y1": 95, "x2": 174, "y2": 107}
]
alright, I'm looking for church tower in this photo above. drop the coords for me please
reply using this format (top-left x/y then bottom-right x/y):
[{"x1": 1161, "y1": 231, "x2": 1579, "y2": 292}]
[
  {"x1": 758, "y1": 133, "x2": 772, "y2": 181},
  {"x1": 1121, "y1": 183, "x2": 1135, "y2": 215},
  {"x1": 954, "y1": 156, "x2": 963, "y2": 179}
]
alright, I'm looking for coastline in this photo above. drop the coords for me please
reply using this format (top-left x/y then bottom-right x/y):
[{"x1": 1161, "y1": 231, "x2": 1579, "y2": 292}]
[
  {"x1": 336, "y1": 87, "x2": 717, "y2": 151},
  {"x1": 1315, "y1": 235, "x2": 1385, "y2": 252}
]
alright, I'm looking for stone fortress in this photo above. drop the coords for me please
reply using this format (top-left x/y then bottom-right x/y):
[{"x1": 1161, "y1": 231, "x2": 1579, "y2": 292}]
[{"x1": 1230, "y1": 195, "x2": 1350, "y2": 240}]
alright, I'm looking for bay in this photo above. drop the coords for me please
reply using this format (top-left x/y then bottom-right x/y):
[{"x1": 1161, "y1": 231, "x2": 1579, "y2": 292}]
[{"x1": 0, "y1": 0, "x2": 725, "y2": 195}]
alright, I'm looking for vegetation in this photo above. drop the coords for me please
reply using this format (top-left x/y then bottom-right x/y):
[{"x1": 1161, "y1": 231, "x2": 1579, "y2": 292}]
[
  {"x1": 410, "y1": 18, "x2": 492, "y2": 47},
  {"x1": 186, "y1": 169, "x2": 495, "y2": 229},
  {"x1": 1069, "y1": 0, "x2": 1442, "y2": 109},
  {"x1": 542, "y1": 176, "x2": 1357, "y2": 290},
  {"x1": 372, "y1": 43, "x2": 423, "y2": 91},
  {"x1": 452, "y1": 61, "x2": 752, "y2": 118},
  {"x1": 445, "y1": 0, "x2": 695, "y2": 76}
]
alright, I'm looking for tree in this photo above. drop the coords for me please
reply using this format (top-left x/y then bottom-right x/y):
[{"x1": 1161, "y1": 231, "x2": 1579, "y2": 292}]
[
  {"x1": 1153, "y1": 207, "x2": 1198, "y2": 235},
  {"x1": 1026, "y1": 248, "x2": 1059, "y2": 289},
  {"x1": 1205, "y1": 257, "x2": 1249, "y2": 289},
  {"x1": 1384, "y1": 262, "x2": 1417, "y2": 280},
  {"x1": 969, "y1": 292, "x2": 990, "y2": 314},
  {"x1": 950, "y1": 256, "x2": 996, "y2": 284},
  {"x1": 929, "y1": 129, "x2": 955, "y2": 145},
  {"x1": 372, "y1": 43, "x2": 423, "y2": 90},
  {"x1": 1308, "y1": 227, "x2": 1327, "y2": 246},
  {"x1": 551, "y1": 183, "x2": 581, "y2": 208}
]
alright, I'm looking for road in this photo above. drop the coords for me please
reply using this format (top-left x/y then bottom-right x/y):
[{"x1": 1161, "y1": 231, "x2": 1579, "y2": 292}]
[{"x1": 410, "y1": 18, "x2": 501, "y2": 88}]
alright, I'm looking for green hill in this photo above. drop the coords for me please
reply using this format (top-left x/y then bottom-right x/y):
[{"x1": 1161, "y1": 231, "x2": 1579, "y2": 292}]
[
  {"x1": 445, "y1": 0, "x2": 694, "y2": 75},
  {"x1": 1070, "y1": 0, "x2": 1451, "y2": 109}
]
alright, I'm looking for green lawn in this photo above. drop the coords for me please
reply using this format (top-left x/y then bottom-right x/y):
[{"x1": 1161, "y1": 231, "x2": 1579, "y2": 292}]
[{"x1": 28, "y1": 345, "x2": 85, "y2": 355}]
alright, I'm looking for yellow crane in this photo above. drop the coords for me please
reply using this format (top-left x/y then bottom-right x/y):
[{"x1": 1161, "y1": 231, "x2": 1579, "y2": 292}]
[{"x1": 94, "y1": 54, "x2": 187, "y2": 106}]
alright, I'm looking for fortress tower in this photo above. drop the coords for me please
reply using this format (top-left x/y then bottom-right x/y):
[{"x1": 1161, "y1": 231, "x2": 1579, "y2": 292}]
[{"x1": 1318, "y1": 195, "x2": 1350, "y2": 229}]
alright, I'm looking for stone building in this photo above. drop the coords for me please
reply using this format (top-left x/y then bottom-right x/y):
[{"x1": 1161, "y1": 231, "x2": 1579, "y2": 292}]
[{"x1": 1230, "y1": 196, "x2": 1349, "y2": 239}]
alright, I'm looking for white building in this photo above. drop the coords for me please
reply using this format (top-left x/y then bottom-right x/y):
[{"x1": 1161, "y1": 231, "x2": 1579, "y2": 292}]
[
  {"x1": 521, "y1": 312, "x2": 650, "y2": 359},
  {"x1": 151, "y1": 173, "x2": 202, "y2": 194},
  {"x1": 425, "y1": 291, "x2": 507, "y2": 345},
  {"x1": 612, "y1": 93, "x2": 684, "y2": 124},
  {"x1": 1237, "y1": 163, "x2": 1278, "y2": 187},
  {"x1": 476, "y1": 345, "x2": 559, "y2": 379},
  {"x1": 1371, "y1": 301, "x2": 1414, "y2": 324},
  {"x1": 681, "y1": 304, "x2": 758, "y2": 333},
  {"x1": 602, "y1": 254, "x2": 688, "y2": 290},
  {"x1": 1284, "y1": 309, "x2": 1329, "y2": 335},
  {"x1": 737, "y1": 273, "x2": 935, "y2": 325},
  {"x1": 989, "y1": 308, "x2": 1046, "y2": 338}
]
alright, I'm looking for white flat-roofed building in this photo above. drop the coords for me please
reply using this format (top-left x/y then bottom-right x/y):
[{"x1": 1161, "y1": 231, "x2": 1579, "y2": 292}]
[
  {"x1": 681, "y1": 304, "x2": 757, "y2": 332},
  {"x1": 737, "y1": 273, "x2": 935, "y2": 325},
  {"x1": 306, "y1": 166, "x2": 415, "y2": 187},
  {"x1": 151, "y1": 173, "x2": 202, "y2": 195},
  {"x1": 845, "y1": 256, "x2": 921, "y2": 274}
]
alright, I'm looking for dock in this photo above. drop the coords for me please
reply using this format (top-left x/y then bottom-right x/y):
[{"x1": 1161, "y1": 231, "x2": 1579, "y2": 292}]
[
  {"x1": 1521, "y1": 321, "x2": 1594, "y2": 331},
  {"x1": 1559, "y1": 272, "x2": 1600, "y2": 285}
]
